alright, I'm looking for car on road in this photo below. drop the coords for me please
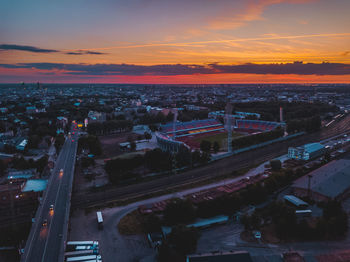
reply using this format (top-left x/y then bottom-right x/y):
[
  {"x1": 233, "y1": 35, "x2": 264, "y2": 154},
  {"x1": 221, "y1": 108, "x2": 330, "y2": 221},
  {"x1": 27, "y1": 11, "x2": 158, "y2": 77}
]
[
  {"x1": 59, "y1": 169, "x2": 64, "y2": 176},
  {"x1": 253, "y1": 231, "x2": 261, "y2": 239},
  {"x1": 50, "y1": 204, "x2": 54, "y2": 211},
  {"x1": 42, "y1": 219, "x2": 48, "y2": 227}
]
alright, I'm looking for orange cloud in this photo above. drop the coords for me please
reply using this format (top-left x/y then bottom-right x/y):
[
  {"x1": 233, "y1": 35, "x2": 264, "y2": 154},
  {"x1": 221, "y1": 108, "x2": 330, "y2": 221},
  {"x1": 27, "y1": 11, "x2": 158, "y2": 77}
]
[
  {"x1": 208, "y1": 0, "x2": 314, "y2": 30},
  {"x1": 75, "y1": 33, "x2": 350, "y2": 51}
]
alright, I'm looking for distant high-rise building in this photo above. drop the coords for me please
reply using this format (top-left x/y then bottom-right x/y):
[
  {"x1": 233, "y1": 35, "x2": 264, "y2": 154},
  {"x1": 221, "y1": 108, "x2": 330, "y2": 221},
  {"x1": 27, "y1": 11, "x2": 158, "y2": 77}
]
[{"x1": 280, "y1": 107, "x2": 283, "y2": 122}]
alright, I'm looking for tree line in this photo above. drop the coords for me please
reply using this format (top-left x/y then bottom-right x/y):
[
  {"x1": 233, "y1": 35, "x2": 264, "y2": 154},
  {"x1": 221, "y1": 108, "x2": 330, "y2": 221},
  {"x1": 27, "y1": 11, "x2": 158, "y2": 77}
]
[
  {"x1": 0, "y1": 155, "x2": 49, "y2": 176},
  {"x1": 78, "y1": 135, "x2": 102, "y2": 156},
  {"x1": 105, "y1": 147, "x2": 211, "y2": 184},
  {"x1": 287, "y1": 115, "x2": 321, "y2": 133},
  {"x1": 242, "y1": 200, "x2": 348, "y2": 241},
  {"x1": 87, "y1": 120, "x2": 133, "y2": 135},
  {"x1": 232, "y1": 128, "x2": 284, "y2": 149}
]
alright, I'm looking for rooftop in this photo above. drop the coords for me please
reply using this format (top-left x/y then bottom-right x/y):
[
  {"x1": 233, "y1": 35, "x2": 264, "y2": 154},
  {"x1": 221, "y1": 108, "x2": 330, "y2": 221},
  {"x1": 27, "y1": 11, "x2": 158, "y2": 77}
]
[
  {"x1": 283, "y1": 195, "x2": 308, "y2": 207},
  {"x1": 293, "y1": 158, "x2": 350, "y2": 199},
  {"x1": 22, "y1": 179, "x2": 48, "y2": 192},
  {"x1": 298, "y1": 142, "x2": 324, "y2": 153},
  {"x1": 187, "y1": 251, "x2": 253, "y2": 262}
]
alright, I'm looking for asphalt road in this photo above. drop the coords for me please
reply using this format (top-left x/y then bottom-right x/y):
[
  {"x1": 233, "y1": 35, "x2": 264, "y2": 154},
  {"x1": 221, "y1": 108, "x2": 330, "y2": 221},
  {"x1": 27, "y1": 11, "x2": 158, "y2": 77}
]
[
  {"x1": 21, "y1": 134, "x2": 78, "y2": 262},
  {"x1": 72, "y1": 114, "x2": 350, "y2": 209}
]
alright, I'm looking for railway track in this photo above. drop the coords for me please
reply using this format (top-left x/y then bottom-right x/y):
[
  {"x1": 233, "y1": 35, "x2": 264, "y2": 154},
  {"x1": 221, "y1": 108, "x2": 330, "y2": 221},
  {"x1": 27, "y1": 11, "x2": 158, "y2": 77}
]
[{"x1": 72, "y1": 114, "x2": 350, "y2": 209}]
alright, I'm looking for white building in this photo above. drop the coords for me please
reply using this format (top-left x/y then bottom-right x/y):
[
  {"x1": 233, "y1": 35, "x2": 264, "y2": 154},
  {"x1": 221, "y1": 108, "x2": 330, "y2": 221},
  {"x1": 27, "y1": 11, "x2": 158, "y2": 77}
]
[{"x1": 288, "y1": 143, "x2": 325, "y2": 161}]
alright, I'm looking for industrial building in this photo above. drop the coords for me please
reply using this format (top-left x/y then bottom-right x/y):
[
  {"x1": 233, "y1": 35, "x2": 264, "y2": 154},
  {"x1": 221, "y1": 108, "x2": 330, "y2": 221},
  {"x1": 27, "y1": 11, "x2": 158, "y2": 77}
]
[
  {"x1": 292, "y1": 158, "x2": 350, "y2": 201},
  {"x1": 288, "y1": 142, "x2": 325, "y2": 161},
  {"x1": 187, "y1": 251, "x2": 253, "y2": 262},
  {"x1": 283, "y1": 195, "x2": 308, "y2": 208}
]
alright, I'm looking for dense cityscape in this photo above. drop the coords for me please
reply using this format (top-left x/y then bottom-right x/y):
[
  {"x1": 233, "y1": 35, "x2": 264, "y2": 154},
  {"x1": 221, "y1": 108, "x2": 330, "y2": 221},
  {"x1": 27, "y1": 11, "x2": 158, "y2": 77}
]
[
  {"x1": 0, "y1": 83, "x2": 350, "y2": 261},
  {"x1": 1, "y1": 0, "x2": 350, "y2": 261}
]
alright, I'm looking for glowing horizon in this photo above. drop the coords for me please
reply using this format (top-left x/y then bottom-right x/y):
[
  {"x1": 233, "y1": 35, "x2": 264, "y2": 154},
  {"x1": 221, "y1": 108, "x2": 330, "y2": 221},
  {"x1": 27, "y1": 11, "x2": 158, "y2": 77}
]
[{"x1": 1, "y1": 0, "x2": 350, "y2": 84}]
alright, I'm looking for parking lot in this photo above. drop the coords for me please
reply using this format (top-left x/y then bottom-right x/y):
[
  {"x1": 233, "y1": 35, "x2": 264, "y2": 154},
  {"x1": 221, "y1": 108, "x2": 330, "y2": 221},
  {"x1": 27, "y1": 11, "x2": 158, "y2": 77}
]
[{"x1": 69, "y1": 207, "x2": 155, "y2": 262}]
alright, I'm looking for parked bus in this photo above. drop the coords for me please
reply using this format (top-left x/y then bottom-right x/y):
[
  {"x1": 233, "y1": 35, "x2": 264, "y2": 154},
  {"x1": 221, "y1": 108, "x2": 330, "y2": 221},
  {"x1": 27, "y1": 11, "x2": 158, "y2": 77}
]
[
  {"x1": 65, "y1": 250, "x2": 98, "y2": 257},
  {"x1": 66, "y1": 241, "x2": 98, "y2": 252},
  {"x1": 75, "y1": 246, "x2": 98, "y2": 251},
  {"x1": 67, "y1": 241, "x2": 98, "y2": 246},
  {"x1": 295, "y1": 209, "x2": 312, "y2": 219},
  {"x1": 66, "y1": 254, "x2": 101, "y2": 261},
  {"x1": 96, "y1": 211, "x2": 103, "y2": 230}
]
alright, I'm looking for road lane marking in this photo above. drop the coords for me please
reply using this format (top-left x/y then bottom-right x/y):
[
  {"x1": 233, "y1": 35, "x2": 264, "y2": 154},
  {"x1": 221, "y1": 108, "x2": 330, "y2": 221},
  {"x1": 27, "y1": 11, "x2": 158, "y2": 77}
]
[
  {"x1": 41, "y1": 141, "x2": 71, "y2": 262},
  {"x1": 22, "y1": 140, "x2": 69, "y2": 261}
]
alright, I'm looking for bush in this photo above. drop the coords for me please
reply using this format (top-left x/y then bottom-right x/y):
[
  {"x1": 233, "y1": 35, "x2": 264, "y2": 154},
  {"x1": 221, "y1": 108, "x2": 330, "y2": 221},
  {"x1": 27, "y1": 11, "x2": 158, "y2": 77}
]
[
  {"x1": 81, "y1": 157, "x2": 95, "y2": 168},
  {"x1": 105, "y1": 155, "x2": 144, "y2": 184},
  {"x1": 168, "y1": 225, "x2": 199, "y2": 255},
  {"x1": 78, "y1": 135, "x2": 102, "y2": 155},
  {"x1": 54, "y1": 133, "x2": 65, "y2": 152},
  {"x1": 87, "y1": 120, "x2": 133, "y2": 135},
  {"x1": 144, "y1": 148, "x2": 172, "y2": 172},
  {"x1": 232, "y1": 128, "x2": 283, "y2": 149},
  {"x1": 213, "y1": 141, "x2": 220, "y2": 153},
  {"x1": 200, "y1": 140, "x2": 211, "y2": 152},
  {"x1": 270, "y1": 159, "x2": 282, "y2": 171},
  {"x1": 163, "y1": 199, "x2": 196, "y2": 225}
]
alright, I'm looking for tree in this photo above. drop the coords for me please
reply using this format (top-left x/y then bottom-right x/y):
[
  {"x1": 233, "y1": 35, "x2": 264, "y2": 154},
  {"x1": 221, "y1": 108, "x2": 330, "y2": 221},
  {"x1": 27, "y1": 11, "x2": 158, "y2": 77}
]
[
  {"x1": 54, "y1": 133, "x2": 65, "y2": 152},
  {"x1": 168, "y1": 225, "x2": 199, "y2": 255},
  {"x1": 175, "y1": 146, "x2": 191, "y2": 168},
  {"x1": 200, "y1": 140, "x2": 211, "y2": 153},
  {"x1": 324, "y1": 151, "x2": 331, "y2": 162},
  {"x1": 199, "y1": 152, "x2": 211, "y2": 164},
  {"x1": 0, "y1": 159, "x2": 7, "y2": 177},
  {"x1": 144, "y1": 148, "x2": 172, "y2": 171},
  {"x1": 35, "y1": 155, "x2": 48, "y2": 174},
  {"x1": 163, "y1": 199, "x2": 196, "y2": 225},
  {"x1": 157, "y1": 243, "x2": 180, "y2": 262},
  {"x1": 78, "y1": 135, "x2": 102, "y2": 155},
  {"x1": 144, "y1": 132, "x2": 152, "y2": 141},
  {"x1": 191, "y1": 150, "x2": 201, "y2": 166},
  {"x1": 144, "y1": 213, "x2": 161, "y2": 233},
  {"x1": 81, "y1": 157, "x2": 95, "y2": 168},
  {"x1": 148, "y1": 124, "x2": 158, "y2": 132},
  {"x1": 26, "y1": 135, "x2": 41, "y2": 149},
  {"x1": 213, "y1": 141, "x2": 220, "y2": 153},
  {"x1": 130, "y1": 141, "x2": 136, "y2": 151},
  {"x1": 270, "y1": 159, "x2": 282, "y2": 171}
]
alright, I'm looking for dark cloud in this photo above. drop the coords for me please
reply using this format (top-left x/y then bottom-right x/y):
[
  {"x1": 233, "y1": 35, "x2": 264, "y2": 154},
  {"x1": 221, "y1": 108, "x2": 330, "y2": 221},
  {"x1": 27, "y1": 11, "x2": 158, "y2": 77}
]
[
  {"x1": 0, "y1": 63, "x2": 212, "y2": 76},
  {"x1": 208, "y1": 61, "x2": 350, "y2": 75},
  {"x1": 0, "y1": 44, "x2": 106, "y2": 55},
  {"x1": 65, "y1": 50, "x2": 107, "y2": 55},
  {"x1": 1, "y1": 61, "x2": 349, "y2": 76},
  {"x1": 0, "y1": 44, "x2": 58, "y2": 53}
]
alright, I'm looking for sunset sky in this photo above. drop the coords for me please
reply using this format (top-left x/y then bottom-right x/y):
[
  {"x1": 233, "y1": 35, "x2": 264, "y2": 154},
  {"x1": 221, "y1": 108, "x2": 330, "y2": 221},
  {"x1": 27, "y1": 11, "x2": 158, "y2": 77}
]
[{"x1": 1, "y1": 0, "x2": 350, "y2": 83}]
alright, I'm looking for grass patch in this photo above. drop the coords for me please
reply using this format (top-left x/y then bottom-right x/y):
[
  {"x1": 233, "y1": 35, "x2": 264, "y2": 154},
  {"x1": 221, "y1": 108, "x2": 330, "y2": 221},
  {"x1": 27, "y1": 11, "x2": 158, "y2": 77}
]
[
  {"x1": 193, "y1": 132, "x2": 243, "y2": 151},
  {"x1": 118, "y1": 210, "x2": 145, "y2": 235},
  {"x1": 114, "y1": 151, "x2": 145, "y2": 160}
]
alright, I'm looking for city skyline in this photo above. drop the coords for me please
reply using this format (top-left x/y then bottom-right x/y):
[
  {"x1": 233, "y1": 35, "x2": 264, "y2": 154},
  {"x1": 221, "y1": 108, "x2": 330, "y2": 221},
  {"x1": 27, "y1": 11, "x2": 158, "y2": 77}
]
[{"x1": 1, "y1": 0, "x2": 350, "y2": 83}]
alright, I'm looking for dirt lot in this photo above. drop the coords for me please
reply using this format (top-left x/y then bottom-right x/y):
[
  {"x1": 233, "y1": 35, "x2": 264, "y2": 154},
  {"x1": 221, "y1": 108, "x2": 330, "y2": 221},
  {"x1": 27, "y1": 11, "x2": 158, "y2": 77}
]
[{"x1": 99, "y1": 132, "x2": 141, "y2": 158}]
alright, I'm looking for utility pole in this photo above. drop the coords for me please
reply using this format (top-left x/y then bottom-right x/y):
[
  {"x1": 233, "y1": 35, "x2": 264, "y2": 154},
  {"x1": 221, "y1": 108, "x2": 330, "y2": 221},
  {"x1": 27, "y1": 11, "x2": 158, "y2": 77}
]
[
  {"x1": 172, "y1": 109, "x2": 178, "y2": 175},
  {"x1": 307, "y1": 175, "x2": 312, "y2": 199},
  {"x1": 225, "y1": 102, "x2": 233, "y2": 153}
]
